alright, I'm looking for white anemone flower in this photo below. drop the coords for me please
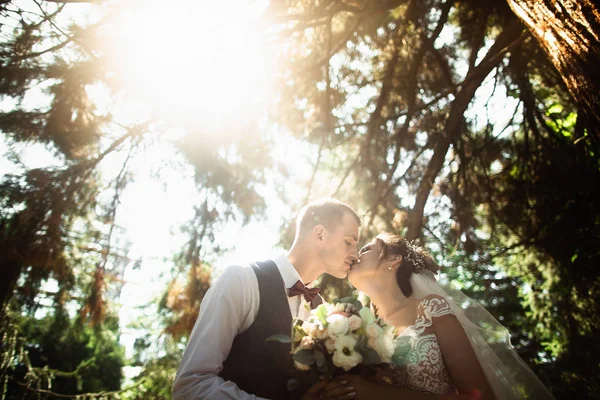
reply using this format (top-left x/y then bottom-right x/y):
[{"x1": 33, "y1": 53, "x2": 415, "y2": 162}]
[{"x1": 332, "y1": 335, "x2": 363, "y2": 371}]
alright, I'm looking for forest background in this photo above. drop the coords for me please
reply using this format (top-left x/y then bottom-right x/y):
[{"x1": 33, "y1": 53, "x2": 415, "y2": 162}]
[{"x1": 1, "y1": 0, "x2": 599, "y2": 398}]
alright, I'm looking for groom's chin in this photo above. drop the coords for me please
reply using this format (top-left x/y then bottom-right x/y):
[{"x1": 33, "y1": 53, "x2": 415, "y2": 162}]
[
  {"x1": 329, "y1": 270, "x2": 349, "y2": 279},
  {"x1": 346, "y1": 274, "x2": 355, "y2": 285},
  {"x1": 346, "y1": 272, "x2": 360, "y2": 287}
]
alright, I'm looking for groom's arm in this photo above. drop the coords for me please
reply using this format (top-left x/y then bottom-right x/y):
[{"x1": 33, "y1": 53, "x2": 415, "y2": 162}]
[{"x1": 172, "y1": 265, "x2": 266, "y2": 400}]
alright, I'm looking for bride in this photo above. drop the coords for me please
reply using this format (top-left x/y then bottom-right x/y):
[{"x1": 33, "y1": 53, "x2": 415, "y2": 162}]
[{"x1": 320, "y1": 233, "x2": 553, "y2": 400}]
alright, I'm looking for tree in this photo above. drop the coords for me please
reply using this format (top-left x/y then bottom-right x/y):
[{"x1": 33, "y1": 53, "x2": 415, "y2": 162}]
[
  {"x1": 2, "y1": 0, "x2": 599, "y2": 397},
  {"x1": 507, "y1": 0, "x2": 600, "y2": 147},
  {"x1": 1, "y1": 1, "x2": 276, "y2": 397},
  {"x1": 268, "y1": 0, "x2": 600, "y2": 395},
  {"x1": 1, "y1": 309, "x2": 125, "y2": 399},
  {"x1": 0, "y1": 0, "x2": 272, "y2": 318},
  {"x1": 0, "y1": 0, "x2": 150, "y2": 316}
]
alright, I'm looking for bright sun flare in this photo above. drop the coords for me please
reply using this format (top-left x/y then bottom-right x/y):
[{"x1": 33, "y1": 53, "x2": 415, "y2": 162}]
[{"x1": 110, "y1": 0, "x2": 273, "y2": 128}]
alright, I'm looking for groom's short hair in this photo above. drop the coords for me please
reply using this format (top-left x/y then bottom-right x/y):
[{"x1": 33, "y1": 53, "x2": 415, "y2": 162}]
[{"x1": 295, "y1": 198, "x2": 360, "y2": 238}]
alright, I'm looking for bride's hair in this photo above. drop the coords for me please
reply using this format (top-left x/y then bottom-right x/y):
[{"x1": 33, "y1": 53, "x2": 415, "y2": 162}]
[{"x1": 376, "y1": 233, "x2": 440, "y2": 297}]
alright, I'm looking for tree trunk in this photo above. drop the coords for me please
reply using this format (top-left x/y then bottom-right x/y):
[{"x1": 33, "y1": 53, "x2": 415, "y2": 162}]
[
  {"x1": 507, "y1": 0, "x2": 600, "y2": 142},
  {"x1": 0, "y1": 242, "x2": 23, "y2": 318}
]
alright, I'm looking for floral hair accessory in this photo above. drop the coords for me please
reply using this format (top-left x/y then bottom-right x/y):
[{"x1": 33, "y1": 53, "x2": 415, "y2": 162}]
[{"x1": 404, "y1": 241, "x2": 439, "y2": 274}]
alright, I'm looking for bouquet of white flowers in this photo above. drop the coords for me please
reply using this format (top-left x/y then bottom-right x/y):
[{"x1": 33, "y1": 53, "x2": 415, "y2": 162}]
[{"x1": 269, "y1": 298, "x2": 398, "y2": 381}]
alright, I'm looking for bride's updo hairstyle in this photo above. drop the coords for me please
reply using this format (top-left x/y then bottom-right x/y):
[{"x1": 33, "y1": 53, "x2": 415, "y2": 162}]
[{"x1": 376, "y1": 233, "x2": 440, "y2": 297}]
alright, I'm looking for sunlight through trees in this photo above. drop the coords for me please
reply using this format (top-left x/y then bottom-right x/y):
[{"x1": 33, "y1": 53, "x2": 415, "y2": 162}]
[{"x1": 1, "y1": 0, "x2": 599, "y2": 398}]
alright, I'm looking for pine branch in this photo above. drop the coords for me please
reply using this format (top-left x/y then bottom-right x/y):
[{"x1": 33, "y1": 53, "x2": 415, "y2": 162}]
[
  {"x1": 100, "y1": 142, "x2": 135, "y2": 270},
  {"x1": 292, "y1": 17, "x2": 362, "y2": 77},
  {"x1": 268, "y1": 0, "x2": 410, "y2": 24}
]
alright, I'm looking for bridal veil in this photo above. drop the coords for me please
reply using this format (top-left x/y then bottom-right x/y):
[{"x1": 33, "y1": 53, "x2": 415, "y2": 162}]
[{"x1": 409, "y1": 270, "x2": 554, "y2": 399}]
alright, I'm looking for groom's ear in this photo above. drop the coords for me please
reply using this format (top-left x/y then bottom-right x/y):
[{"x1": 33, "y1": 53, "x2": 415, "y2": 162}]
[{"x1": 313, "y1": 225, "x2": 325, "y2": 245}]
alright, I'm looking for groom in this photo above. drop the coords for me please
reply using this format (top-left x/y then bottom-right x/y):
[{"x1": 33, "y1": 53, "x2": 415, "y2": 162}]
[{"x1": 172, "y1": 198, "x2": 360, "y2": 399}]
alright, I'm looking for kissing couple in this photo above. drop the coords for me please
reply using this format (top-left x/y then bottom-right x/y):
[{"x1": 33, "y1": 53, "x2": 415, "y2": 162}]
[{"x1": 172, "y1": 198, "x2": 553, "y2": 400}]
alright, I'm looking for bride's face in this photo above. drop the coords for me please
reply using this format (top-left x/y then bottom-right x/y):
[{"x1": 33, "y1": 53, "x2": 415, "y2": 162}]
[{"x1": 348, "y1": 238, "x2": 384, "y2": 289}]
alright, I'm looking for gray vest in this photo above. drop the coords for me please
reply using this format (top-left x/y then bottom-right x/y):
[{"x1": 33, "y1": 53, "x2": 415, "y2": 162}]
[{"x1": 219, "y1": 260, "x2": 322, "y2": 400}]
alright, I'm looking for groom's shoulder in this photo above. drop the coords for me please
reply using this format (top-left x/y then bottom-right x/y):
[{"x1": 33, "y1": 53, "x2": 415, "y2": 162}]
[
  {"x1": 215, "y1": 263, "x2": 262, "y2": 285},
  {"x1": 219, "y1": 263, "x2": 255, "y2": 276}
]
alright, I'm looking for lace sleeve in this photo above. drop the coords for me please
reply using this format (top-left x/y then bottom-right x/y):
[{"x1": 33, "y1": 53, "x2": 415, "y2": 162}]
[{"x1": 418, "y1": 295, "x2": 454, "y2": 320}]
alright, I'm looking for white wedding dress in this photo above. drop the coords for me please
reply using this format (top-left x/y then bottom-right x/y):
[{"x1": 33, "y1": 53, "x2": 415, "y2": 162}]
[
  {"x1": 389, "y1": 295, "x2": 457, "y2": 394},
  {"x1": 374, "y1": 271, "x2": 555, "y2": 399}
]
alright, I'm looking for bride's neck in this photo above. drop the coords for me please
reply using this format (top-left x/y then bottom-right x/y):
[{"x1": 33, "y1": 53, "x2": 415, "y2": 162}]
[{"x1": 369, "y1": 287, "x2": 419, "y2": 329}]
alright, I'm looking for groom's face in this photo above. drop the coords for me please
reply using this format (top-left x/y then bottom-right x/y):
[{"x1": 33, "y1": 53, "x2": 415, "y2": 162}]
[{"x1": 319, "y1": 212, "x2": 359, "y2": 278}]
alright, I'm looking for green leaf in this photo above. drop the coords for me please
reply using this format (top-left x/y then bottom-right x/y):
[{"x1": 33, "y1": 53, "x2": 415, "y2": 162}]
[
  {"x1": 287, "y1": 378, "x2": 301, "y2": 392},
  {"x1": 563, "y1": 112, "x2": 577, "y2": 130},
  {"x1": 321, "y1": 357, "x2": 335, "y2": 378},
  {"x1": 315, "y1": 350, "x2": 326, "y2": 368},
  {"x1": 359, "y1": 307, "x2": 375, "y2": 326},
  {"x1": 392, "y1": 336, "x2": 412, "y2": 366},
  {"x1": 355, "y1": 335, "x2": 368, "y2": 352},
  {"x1": 362, "y1": 348, "x2": 382, "y2": 365},
  {"x1": 266, "y1": 334, "x2": 292, "y2": 343},
  {"x1": 293, "y1": 349, "x2": 316, "y2": 365},
  {"x1": 339, "y1": 297, "x2": 363, "y2": 310},
  {"x1": 547, "y1": 104, "x2": 563, "y2": 115},
  {"x1": 315, "y1": 304, "x2": 328, "y2": 325}
]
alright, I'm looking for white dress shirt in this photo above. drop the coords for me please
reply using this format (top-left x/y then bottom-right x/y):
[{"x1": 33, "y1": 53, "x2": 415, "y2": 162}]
[{"x1": 172, "y1": 253, "x2": 314, "y2": 400}]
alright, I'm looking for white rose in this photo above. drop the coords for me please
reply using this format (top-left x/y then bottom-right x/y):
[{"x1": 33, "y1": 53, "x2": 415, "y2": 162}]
[
  {"x1": 294, "y1": 360, "x2": 311, "y2": 371},
  {"x1": 327, "y1": 314, "x2": 349, "y2": 338},
  {"x1": 332, "y1": 335, "x2": 363, "y2": 371},
  {"x1": 347, "y1": 315, "x2": 362, "y2": 331},
  {"x1": 334, "y1": 303, "x2": 346, "y2": 313},
  {"x1": 366, "y1": 322, "x2": 383, "y2": 339},
  {"x1": 303, "y1": 320, "x2": 328, "y2": 340},
  {"x1": 371, "y1": 335, "x2": 395, "y2": 363},
  {"x1": 302, "y1": 321, "x2": 315, "y2": 336},
  {"x1": 299, "y1": 336, "x2": 314, "y2": 350},
  {"x1": 324, "y1": 302, "x2": 336, "y2": 315}
]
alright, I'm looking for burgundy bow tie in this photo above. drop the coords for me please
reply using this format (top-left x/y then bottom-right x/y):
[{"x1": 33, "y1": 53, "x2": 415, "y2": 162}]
[{"x1": 288, "y1": 280, "x2": 320, "y2": 303}]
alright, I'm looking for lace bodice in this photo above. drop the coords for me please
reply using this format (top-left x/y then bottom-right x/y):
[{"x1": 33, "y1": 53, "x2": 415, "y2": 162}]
[{"x1": 389, "y1": 295, "x2": 457, "y2": 394}]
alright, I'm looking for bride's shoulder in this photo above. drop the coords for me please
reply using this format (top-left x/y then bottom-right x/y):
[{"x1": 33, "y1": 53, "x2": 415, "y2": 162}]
[{"x1": 416, "y1": 294, "x2": 454, "y2": 319}]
